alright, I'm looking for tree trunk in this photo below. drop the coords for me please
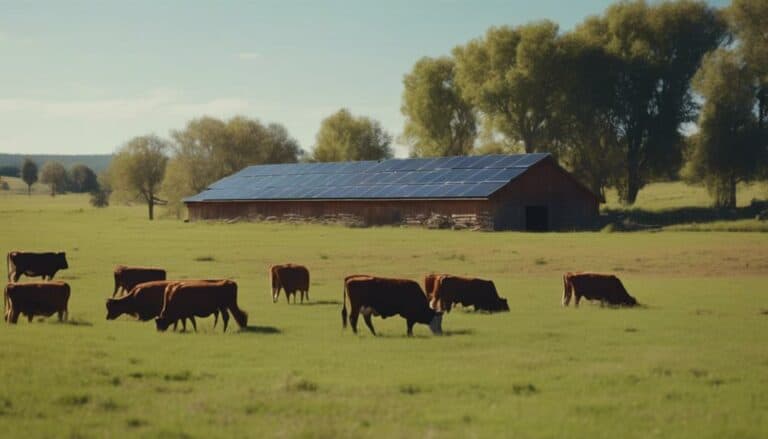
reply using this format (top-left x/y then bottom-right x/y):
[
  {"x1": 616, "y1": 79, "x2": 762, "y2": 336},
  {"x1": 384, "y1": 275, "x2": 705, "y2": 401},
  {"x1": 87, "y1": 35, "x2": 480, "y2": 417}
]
[
  {"x1": 27, "y1": 185, "x2": 31, "y2": 196},
  {"x1": 620, "y1": 145, "x2": 642, "y2": 205},
  {"x1": 148, "y1": 197, "x2": 155, "y2": 221}
]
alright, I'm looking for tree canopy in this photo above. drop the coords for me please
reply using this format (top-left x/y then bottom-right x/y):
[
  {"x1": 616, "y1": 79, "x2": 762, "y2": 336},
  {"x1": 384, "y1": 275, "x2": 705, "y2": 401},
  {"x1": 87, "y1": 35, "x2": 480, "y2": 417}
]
[
  {"x1": 312, "y1": 109, "x2": 393, "y2": 162},
  {"x1": 20, "y1": 159, "x2": 38, "y2": 196},
  {"x1": 40, "y1": 161, "x2": 68, "y2": 196},
  {"x1": 109, "y1": 135, "x2": 170, "y2": 220}
]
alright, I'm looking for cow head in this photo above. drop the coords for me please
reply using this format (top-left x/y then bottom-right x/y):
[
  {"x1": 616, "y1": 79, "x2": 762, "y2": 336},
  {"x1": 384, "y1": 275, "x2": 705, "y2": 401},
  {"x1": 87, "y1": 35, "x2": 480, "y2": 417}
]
[
  {"x1": 105, "y1": 299, "x2": 119, "y2": 320},
  {"x1": 428, "y1": 312, "x2": 443, "y2": 335},
  {"x1": 496, "y1": 298, "x2": 510, "y2": 312},
  {"x1": 58, "y1": 252, "x2": 69, "y2": 270},
  {"x1": 155, "y1": 317, "x2": 171, "y2": 332}
]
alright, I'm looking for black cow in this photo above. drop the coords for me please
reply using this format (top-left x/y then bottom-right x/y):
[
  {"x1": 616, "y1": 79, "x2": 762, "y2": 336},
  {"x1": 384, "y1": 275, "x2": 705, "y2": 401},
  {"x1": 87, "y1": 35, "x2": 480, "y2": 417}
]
[{"x1": 7, "y1": 251, "x2": 68, "y2": 282}]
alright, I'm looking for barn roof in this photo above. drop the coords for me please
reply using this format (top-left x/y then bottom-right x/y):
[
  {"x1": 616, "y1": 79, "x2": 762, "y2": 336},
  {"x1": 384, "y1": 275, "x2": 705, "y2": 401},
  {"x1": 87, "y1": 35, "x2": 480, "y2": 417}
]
[{"x1": 184, "y1": 153, "x2": 552, "y2": 202}]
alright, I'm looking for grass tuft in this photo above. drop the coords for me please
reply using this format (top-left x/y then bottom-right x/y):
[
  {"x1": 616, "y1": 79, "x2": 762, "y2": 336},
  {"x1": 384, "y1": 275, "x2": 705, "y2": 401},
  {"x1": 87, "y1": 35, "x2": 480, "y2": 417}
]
[
  {"x1": 193, "y1": 255, "x2": 216, "y2": 262},
  {"x1": 58, "y1": 394, "x2": 90, "y2": 407}
]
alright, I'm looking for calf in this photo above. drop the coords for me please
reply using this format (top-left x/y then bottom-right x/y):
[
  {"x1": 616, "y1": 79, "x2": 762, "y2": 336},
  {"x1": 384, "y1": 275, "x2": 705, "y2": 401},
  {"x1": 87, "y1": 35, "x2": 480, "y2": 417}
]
[
  {"x1": 342, "y1": 275, "x2": 442, "y2": 336},
  {"x1": 7, "y1": 251, "x2": 68, "y2": 282},
  {"x1": 269, "y1": 264, "x2": 310, "y2": 303},
  {"x1": 562, "y1": 272, "x2": 638, "y2": 307},
  {"x1": 5, "y1": 281, "x2": 70, "y2": 324},
  {"x1": 112, "y1": 265, "x2": 167, "y2": 297}
]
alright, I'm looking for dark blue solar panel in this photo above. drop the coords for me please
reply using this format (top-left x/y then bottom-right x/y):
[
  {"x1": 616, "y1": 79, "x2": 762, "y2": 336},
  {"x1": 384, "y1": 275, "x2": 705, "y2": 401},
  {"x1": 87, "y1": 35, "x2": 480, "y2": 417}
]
[{"x1": 183, "y1": 153, "x2": 551, "y2": 202}]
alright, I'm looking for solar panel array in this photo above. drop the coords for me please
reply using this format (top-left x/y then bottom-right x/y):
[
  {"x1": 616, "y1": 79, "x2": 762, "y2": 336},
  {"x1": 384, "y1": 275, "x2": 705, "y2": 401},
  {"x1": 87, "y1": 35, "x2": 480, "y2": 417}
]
[{"x1": 184, "y1": 153, "x2": 550, "y2": 202}]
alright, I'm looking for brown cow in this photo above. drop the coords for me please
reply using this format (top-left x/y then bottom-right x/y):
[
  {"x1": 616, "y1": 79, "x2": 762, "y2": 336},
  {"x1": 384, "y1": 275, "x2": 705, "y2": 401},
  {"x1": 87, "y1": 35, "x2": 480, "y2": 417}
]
[
  {"x1": 7, "y1": 251, "x2": 68, "y2": 282},
  {"x1": 269, "y1": 264, "x2": 310, "y2": 303},
  {"x1": 428, "y1": 274, "x2": 509, "y2": 313},
  {"x1": 113, "y1": 265, "x2": 167, "y2": 297},
  {"x1": 342, "y1": 275, "x2": 443, "y2": 336},
  {"x1": 155, "y1": 280, "x2": 248, "y2": 332},
  {"x1": 562, "y1": 272, "x2": 638, "y2": 307},
  {"x1": 5, "y1": 281, "x2": 70, "y2": 324},
  {"x1": 106, "y1": 280, "x2": 209, "y2": 331}
]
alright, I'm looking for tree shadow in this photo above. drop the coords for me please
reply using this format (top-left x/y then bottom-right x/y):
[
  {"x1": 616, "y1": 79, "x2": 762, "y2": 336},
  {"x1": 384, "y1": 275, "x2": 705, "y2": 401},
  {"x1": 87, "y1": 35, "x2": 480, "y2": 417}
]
[
  {"x1": 601, "y1": 199, "x2": 768, "y2": 229},
  {"x1": 441, "y1": 329, "x2": 474, "y2": 337},
  {"x1": 239, "y1": 325, "x2": 281, "y2": 334}
]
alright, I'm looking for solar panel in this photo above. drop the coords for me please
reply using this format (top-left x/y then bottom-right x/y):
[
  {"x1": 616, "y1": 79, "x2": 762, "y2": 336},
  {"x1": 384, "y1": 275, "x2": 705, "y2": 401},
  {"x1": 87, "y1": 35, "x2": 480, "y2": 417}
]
[{"x1": 183, "y1": 153, "x2": 551, "y2": 202}]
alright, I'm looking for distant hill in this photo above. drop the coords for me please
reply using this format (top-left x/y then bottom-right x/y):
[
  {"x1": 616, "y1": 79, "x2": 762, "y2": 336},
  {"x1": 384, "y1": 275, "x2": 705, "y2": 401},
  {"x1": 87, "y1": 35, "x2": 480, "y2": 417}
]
[{"x1": 0, "y1": 153, "x2": 112, "y2": 173}]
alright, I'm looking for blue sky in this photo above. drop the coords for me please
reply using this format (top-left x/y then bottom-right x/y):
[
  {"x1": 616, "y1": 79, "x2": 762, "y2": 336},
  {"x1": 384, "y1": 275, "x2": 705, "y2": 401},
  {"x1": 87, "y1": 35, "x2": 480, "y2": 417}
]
[{"x1": 0, "y1": 0, "x2": 728, "y2": 157}]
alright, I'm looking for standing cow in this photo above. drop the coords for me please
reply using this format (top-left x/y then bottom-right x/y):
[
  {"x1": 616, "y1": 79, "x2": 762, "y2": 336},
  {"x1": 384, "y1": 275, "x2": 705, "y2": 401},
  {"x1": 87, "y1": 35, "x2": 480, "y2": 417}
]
[
  {"x1": 112, "y1": 265, "x2": 167, "y2": 297},
  {"x1": 427, "y1": 274, "x2": 509, "y2": 313},
  {"x1": 7, "y1": 251, "x2": 68, "y2": 282},
  {"x1": 342, "y1": 275, "x2": 443, "y2": 336},
  {"x1": 5, "y1": 281, "x2": 70, "y2": 324},
  {"x1": 156, "y1": 280, "x2": 248, "y2": 332},
  {"x1": 562, "y1": 272, "x2": 638, "y2": 307},
  {"x1": 269, "y1": 264, "x2": 310, "y2": 304},
  {"x1": 106, "y1": 280, "x2": 204, "y2": 331}
]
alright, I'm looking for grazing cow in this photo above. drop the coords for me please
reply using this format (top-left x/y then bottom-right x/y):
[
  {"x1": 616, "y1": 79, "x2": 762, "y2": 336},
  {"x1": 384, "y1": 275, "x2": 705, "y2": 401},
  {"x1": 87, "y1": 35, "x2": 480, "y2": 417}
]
[
  {"x1": 428, "y1": 275, "x2": 509, "y2": 313},
  {"x1": 7, "y1": 251, "x2": 68, "y2": 282},
  {"x1": 112, "y1": 265, "x2": 167, "y2": 297},
  {"x1": 562, "y1": 272, "x2": 638, "y2": 307},
  {"x1": 155, "y1": 280, "x2": 248, "y2": 332},
  {"x1": 5, "y1": 281, "x2": 70, "y2": 324},
  {"x1": 342, "y1": 275, "x2": 443, "y2": 336},
  {"x1": 269, "y1": 264, "x2": 310, "y2": 303},
  {"x1": 105, "y1": 280, "x2": 205, "y2": 331}
]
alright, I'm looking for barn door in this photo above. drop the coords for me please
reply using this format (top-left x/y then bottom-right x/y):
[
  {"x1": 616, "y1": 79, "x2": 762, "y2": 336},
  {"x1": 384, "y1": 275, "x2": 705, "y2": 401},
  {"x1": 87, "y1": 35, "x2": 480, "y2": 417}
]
[{"x1": 525, "y1": 206, "x2": 548, "y2": 231}]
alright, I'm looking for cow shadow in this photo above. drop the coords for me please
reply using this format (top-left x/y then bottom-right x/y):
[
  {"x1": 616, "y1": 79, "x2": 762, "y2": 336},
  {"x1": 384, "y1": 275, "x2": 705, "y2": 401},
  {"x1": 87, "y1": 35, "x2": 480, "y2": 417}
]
[
  {"x1": 298, "y1": 300, "x2": 341, "y2": 306},
  {"x1": 441, "y1": 329, "x2": 474, "y2": 337},
  {"x1": 239, "y1": 325, "x2": 281, "y2": 335},
  {"x1": 374, "y1": 329, "x2": 473, "y2": 338}
]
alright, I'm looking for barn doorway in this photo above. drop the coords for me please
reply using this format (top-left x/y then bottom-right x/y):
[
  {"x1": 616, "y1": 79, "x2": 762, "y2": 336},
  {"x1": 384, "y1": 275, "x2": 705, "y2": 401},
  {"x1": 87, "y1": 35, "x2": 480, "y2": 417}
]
[{"x1": 525, "y1": 206, "x2": 548, "y2": 231}]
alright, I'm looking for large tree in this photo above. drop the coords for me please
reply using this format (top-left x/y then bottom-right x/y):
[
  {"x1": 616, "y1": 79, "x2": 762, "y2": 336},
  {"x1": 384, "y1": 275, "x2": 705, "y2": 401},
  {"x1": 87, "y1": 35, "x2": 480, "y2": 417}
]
[
  {"x1": 20, "y1": 158, "x2": 38, "y2": 196},
  {"x1": 684, "y1": 50, "x2": 763, "y2": 207},
  {"x1": 312, "y1": 109, "x2": 392, "y2": 162},
  {"x1": 729, "y1": 0, "x2": 768, "y2": 131},
  {"x1": 39, "y1": 161, "x2": 68, "y2": 197},
  {"x1": 453, "y1": 20, "x2": 564, "y2": 154},
  {"x1": 574, "y1": 0, "x2": 727, "y2": 204},
  {"x1": 401, "y1": 57, "x2": 477, "y2": 157},
  {"x1": 110, "y1": 135, "x2": 169, "y2": 220},
  {"x1": 164, "y1": 116, "x2": 302, "y2": 215}
]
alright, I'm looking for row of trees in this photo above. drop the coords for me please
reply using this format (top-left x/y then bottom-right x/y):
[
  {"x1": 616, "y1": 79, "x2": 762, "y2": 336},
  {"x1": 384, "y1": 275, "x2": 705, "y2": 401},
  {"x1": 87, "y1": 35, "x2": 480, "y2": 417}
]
[
  {"x1": 400, "y1": 0, "x2": 767, "y2": 206},
  {"x1": 17, "y1": 159, "x2": 100, "y2": 196}
]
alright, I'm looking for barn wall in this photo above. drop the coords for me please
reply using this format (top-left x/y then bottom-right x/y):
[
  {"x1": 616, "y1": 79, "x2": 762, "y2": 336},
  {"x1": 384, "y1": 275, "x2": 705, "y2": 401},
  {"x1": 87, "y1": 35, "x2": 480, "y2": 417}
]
[
  {"x1": 489, "y1": 158, "x2": 599, "y2": 230},
  {"x1": 186, "y1": 199, "x2": 492, "y2": 227}
]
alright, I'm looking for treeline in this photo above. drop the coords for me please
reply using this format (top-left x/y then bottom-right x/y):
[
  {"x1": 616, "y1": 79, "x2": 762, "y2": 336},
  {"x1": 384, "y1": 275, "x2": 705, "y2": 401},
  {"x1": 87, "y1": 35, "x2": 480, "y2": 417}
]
[
  {"x1": 401, "y1": 0, "x2": 767, "y2": 206},
  {"x1": 3, "y1": 158, "x2": 103, "y2": 198}
]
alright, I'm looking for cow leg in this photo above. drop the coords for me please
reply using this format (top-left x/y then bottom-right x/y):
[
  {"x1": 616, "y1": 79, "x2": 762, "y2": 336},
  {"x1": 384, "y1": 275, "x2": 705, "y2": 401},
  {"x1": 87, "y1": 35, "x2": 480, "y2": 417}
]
[
  {"x1": 574, "y1": 294, "x2": 581, "y2": 308},
  {"x1": 213, "y1": 310, "x2": 219, "y2": 329},
  {"x1": 361, "y1": 308, "x2": 376, "y2": 336},
  {"x1": 349, "y1": 307, "x2": 360, "y2": 334},
  {"x1": 172, "y1": 320, "x2": 178, "y2": 331},
  {"x1": 221, "y1": 308, "x2": 229, "y2": 332},
  {"x1": 12, "y1": 272, "x2": 21, "y2": 282},
  {"x1": 9, "y1": 310, "x2": 19, "y2": 324},
  {"x1": 190, "y1": 317, "x2": 197, "y2": 332},
  {"x1": 272, "y1": 287, "x2": 279, "y2": 303},
  {"x1": 406, "y1": 319, "x2": 415, "y2": 337},
  {"x1": 57, "y1": 310, "x2": 64, "y2": 322},
  {"x1": 27, "y1": 313, "x2": 33, "y2": 323}
]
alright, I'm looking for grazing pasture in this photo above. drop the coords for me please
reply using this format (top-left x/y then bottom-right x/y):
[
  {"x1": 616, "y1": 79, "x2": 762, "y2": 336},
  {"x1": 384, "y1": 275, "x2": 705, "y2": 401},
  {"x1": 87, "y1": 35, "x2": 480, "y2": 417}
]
[{"x1": 1, "y1": 192, "x2": 767, "y2": 438}]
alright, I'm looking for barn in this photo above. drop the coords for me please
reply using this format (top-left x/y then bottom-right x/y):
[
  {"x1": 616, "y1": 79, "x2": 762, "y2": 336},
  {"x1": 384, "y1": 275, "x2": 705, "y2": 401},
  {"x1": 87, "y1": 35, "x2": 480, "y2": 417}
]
[{"x1": 184, "y1": 153, "x2": 600, "y2": 231}]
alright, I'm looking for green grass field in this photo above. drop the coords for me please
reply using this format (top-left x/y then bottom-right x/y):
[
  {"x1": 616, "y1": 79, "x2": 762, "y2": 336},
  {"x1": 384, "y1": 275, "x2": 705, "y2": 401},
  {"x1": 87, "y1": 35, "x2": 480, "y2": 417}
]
[{"x1": 1, "y1": 187, "x2": 767, "y2": 438}]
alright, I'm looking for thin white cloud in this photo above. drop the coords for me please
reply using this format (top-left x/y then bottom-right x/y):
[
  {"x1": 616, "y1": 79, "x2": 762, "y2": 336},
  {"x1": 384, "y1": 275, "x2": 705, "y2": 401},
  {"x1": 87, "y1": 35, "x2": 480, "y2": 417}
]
[
  {"x1": 0, "y1": 90, "x2": 252, "y2": 121},
  {"x1": 237, "y1": 51, "x2": 261, "y2": 60}
]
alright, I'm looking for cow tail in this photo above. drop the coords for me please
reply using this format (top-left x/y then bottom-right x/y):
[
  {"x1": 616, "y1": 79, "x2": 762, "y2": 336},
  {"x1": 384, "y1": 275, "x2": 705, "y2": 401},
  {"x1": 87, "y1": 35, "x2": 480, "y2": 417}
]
[
  {"x1": 341, "y1": 279, "x2": 348, "y2": 329},
  {"x1": 562, "y1": 273, "x2": 571, "y2": 306},
  {"x1": 227, "y1": 282, "x2": 248, "y2": 328}
]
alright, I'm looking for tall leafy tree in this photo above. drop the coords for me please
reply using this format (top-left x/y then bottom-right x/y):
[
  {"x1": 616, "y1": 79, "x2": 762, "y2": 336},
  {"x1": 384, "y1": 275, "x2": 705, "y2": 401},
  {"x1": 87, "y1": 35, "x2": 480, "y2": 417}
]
[
  {"x1": 684, "y1": 50, "x2": 764, "y2": 208},
  {"x1": 39, "y1": 161, "x2": 68, "y2": 196},
  {"x1": 729, "y1": 0, "x2": 768, "y2": 131},
  {"x1": 312, "y1": 109, "x2": 392, "y2": 162},
  {"x1": 164, "y1": 116, "x2": 301, "y2": 215},
  {"x1": 401, "y1": 56, "x2": 477, "y2": 157},
  {"x1": 20, "y1": 158, "x2": 38, "y2": 196},
  {"x1": 110, "y1": 135, "x2": 169, "y2": 220},
  {"x1": 68, "y1": 164, "x2": 99, "y2": 193},
  {"x1": 574, "y1": 0, "x2": 727, "y2": 204},
  {"x1": 453, "y1": 20, "x2": 564, "y2": 154}
]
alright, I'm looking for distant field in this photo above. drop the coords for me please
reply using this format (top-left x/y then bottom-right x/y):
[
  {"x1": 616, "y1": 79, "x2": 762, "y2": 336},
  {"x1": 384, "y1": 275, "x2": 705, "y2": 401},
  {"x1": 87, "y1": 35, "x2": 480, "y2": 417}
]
[
  {"x1": 0, "y1": 187, "x2": 767, "y2": 438},
  {"x1": 603, "y1": 181, "x2": 768, "y2": 210}
]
